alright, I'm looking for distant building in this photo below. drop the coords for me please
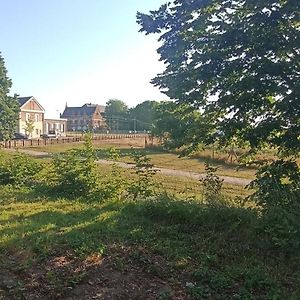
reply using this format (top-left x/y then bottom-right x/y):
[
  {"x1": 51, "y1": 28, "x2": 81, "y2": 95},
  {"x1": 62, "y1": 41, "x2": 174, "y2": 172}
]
[
  {"x1": 17, "y1": 96, "x2": 45, "y2": 138},
  {"x1": 44, "y1": 118, "x2": 67, "y2": 137},
  {"x1": 61, "y1": 103, "x2": 106, "y2": 131}
]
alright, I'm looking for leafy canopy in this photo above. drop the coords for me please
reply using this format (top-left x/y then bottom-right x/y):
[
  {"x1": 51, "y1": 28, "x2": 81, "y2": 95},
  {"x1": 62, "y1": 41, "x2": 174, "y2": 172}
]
[
  {"x1": 137, "y1": 0, "x2": 300, "y2": 157},
  {"x1": 0, "y1": 53, "x2": 19, "y2": 141},
  {"x1": 105, "y1": 99, "x2": 128, "y2": 117},
  {"x1": 129, "y1": 100, "x2": 158, "y2": 131}
]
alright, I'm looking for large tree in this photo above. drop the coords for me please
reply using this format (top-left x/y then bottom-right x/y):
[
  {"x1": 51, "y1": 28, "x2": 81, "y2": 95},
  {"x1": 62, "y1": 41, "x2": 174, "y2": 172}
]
[
  {"x1": 0, "y1": 53, "x2": 19, "y2": 141},
  {"x1": 137, "y1": 0, "x2": 300, "y2": 157}
]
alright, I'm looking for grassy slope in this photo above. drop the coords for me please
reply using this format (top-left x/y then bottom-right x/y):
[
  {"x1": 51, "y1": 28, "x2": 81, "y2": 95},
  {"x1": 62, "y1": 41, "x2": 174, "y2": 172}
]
[{"x1": 1, "y1": 186, "x2": 299, "y2": 299}]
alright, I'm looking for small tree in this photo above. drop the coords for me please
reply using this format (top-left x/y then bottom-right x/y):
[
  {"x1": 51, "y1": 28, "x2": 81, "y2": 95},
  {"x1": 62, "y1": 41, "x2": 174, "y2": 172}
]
[
  {"x1": 200, "y1": 164, "x2": 224, "y2": 205},
  {"x1": 128, "y1": 151, "x2": 158, "y2": 200},
  {"x1": 23, "y1": 119, "x2": 35, "y2": 138}
]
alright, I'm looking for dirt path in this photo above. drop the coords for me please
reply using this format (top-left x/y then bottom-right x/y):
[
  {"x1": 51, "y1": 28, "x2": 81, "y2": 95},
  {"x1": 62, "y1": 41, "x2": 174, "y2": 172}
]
[{"x1": 4, "y1": 148, "x2": 251, "y2": 186}]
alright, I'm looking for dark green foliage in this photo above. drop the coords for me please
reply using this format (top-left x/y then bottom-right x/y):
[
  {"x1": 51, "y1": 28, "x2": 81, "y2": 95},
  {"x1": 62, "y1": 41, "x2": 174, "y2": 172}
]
[
  {"x1": 0, "y1": 53, "x2": 19, "y2": 141},
  {"x1": 200, "y1": 164, "x2": 224, "y2": 205},
  {"x1": 137, "y1": 0, "x2": 300, "y2": 155},
  {"x1": 249, "y1": 159, "x2": 300, "y2": 209},
  {"x1": 190, "y1": 266, "x2": 280, "y2": 299},
  {"x1": 0, "y1": 152, "x2": 42, "y2": 186},
  {"x1": 152, "y1": 102, "x2": 189, "y2": 147},
  {"x1": 128, "y1": 151, "x2": 157, "y2": 200},
  {"x1": 138, "y1": 0, "x2": 300, "y2": 217},
  {"x1": 152, "y1": 101, "x2": 211, "y2": 153},
  {"x1": 258, "y1": 207, "x2": 300, "y2": 253},
  {"x1": 52, "y1": 134, "x2": 99, "y2": 198}
]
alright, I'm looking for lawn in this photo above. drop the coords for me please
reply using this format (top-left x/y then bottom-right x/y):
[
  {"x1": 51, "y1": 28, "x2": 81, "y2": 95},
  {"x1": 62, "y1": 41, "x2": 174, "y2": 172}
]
[{"x1": 1, "y1": 186, "x2": 299, "y2": 299}]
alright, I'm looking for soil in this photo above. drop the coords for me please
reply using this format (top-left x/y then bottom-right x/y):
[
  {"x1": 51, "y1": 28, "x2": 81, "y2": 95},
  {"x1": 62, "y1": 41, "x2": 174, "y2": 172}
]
[{"x1": 0, "y1": 246, "x2": 189, "y2": 300}]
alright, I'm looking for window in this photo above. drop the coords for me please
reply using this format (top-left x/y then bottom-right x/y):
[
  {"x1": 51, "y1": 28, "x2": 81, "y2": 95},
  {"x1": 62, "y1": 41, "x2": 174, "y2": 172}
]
[
  {"x1": 36, "y1": 129, "x2": 39, "y2": 135},
  {"x1": 26, "y1": 113, "x2": 30, "y2": 121},
  {"x1": 35, "y1": 114, "x2": 39, "y2": 122}
]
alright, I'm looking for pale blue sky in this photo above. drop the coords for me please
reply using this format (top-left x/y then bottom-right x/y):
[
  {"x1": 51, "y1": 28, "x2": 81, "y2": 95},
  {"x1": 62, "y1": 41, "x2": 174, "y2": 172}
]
[{"x1": 0, "y1": 0, "x2": 167, "y2": 117}]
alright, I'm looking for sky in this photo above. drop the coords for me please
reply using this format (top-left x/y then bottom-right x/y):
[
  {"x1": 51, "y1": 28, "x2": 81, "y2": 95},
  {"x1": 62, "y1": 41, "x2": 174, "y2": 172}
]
[{"x1": 0, "y1": 0, "x2": 168, "y2": 118}]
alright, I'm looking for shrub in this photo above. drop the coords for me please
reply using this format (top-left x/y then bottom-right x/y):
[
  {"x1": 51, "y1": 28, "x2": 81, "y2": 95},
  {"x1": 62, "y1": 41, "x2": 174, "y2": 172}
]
[
  {"x1": 249, "y1": 160, "x2": 300, "y2": 253},
  {"x1": 127, "y1": 151, "x2": 157, "y2": 200},
  {"x1": 249, "y1": 159, "x2": 300, "y2": 210},
  {"x1": 99, "y1": 148, "x2": 127, "y2": 200},
  {"x1": 0, "y1": 152, "x2": 42, "y2": 186},
  {"x1": 258, "y1": 207, "x2": 300, "y2": 253},
  {"x1": 200, "y1": 163, "x2": 224, "y2": 205},
  {"x1": 52, "y1": 133, "x2": 99, "y2": 198}
]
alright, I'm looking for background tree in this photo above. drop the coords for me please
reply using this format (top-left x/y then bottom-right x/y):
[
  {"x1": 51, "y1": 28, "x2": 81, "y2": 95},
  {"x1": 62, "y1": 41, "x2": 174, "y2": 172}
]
[
  {"x1": 105, "y1": 99, "x2": 128, "y2": 131},
  {"x1": 0, "y1": 53, "x2": 19, "y2": 141},
  {"x1": 129, "y1": 100, "x2": 158, "y2": 132}
]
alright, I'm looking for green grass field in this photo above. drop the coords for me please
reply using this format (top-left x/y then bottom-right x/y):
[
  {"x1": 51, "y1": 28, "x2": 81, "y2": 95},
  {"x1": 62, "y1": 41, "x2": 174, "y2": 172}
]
[
  {"x1": 0, "y1": 145, "x2": 299, "y2": 299},
  {"x1": 1, "y1": 185, "x2": 299, "y2": 299}
]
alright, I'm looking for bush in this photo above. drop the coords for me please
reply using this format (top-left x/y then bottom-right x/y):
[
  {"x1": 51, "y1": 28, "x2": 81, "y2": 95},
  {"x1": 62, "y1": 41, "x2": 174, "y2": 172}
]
[
  {"x1": 127, "y1": 151, "x2": 158, "y2": 200},
  {"x1": 200, "y1": 163, "x2": 224, "y2": 206},
  {"x1": 249, "y1": 159, "x2": 300, "y2": 253},
  {"x1": 99, "y1": 148, "x2": 127, "y2": 200},
  {"x1": 258, "y1": 207, "x2": 300, "y2": 253},
  {"x1": 249, "y1": 159, "x2": 300, "y2": 210},
  {"x1": 51, "y1": 134, "x2": 99, "y2": 198},
  {"x1": 0, "y1": 152, "x2": 42, "y2": 186}
]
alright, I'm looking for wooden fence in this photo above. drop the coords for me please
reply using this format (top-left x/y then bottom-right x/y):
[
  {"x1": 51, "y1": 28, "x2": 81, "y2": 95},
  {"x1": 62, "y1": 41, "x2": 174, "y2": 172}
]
[{"x1": 1, "y1": 134, "x2": 150, "y2": 149}]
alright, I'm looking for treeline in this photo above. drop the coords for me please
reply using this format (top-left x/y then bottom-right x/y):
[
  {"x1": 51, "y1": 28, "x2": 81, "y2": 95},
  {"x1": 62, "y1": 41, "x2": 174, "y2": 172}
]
[{"x1": 104, "y1": 99, "x2": 158, "y2": 132}]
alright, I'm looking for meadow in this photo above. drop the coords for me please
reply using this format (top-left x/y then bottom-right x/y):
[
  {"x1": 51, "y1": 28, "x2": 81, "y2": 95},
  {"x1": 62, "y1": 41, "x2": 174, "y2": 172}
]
[{"x1": 0, "y1": 139, "x2": 299, "y2": 299}]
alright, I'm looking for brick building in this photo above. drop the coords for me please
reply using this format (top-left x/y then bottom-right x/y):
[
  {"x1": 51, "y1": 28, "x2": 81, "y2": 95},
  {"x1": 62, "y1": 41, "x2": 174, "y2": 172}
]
[{"x1": 61, "y1": 103, "x2": 106, "y2": 132}]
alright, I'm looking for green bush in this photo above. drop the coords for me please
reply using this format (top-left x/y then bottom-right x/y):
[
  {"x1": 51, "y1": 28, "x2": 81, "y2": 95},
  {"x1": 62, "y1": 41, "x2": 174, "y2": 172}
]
[
  {"x1": 200, "y1": 163, "x2": 224, "y2": 206},
  {"x1": 99, "y1": 148, "x2": 127, "y2": 200},
  {"x1": 249, "y1": 159, "x2": 300, "y2": 210},
  {"x1": 258, "y1": 207, "x2": 300, "y2": 253},
  {"x1": 0, "y1": 152, "x2": 42, "y2": 186},
  {"x1": 51, "y1": 134, "x2": 99, "y2": 198},
  {"x1": 249, "y1": 160, "x2": 300, "y2": 253},
  {"x1": 127, "y1": 151, "x2": 157, "y2": 200}
]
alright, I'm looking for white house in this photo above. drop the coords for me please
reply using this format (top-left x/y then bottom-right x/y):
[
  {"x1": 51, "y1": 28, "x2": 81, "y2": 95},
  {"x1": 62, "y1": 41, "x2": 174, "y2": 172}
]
[{"x1": 17, "y1": 96, "x2": 45, "y2": 138}]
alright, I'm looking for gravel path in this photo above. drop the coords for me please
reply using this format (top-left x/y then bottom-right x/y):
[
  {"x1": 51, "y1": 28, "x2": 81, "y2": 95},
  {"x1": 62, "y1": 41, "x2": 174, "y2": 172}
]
[{"x1": 4, "y1": 149, "x2": 251, "y2": 186}]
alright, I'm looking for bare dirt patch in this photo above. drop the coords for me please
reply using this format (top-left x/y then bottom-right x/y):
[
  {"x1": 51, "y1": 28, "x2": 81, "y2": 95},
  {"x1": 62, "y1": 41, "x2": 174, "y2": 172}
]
[{"x1": 0, "y1": 246, "x2": 189, "y2": 300}]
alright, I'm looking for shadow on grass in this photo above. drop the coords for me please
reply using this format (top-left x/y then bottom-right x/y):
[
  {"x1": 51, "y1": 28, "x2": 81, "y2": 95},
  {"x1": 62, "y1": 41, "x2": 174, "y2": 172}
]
[
  {"x1": 193, "y1": 154, "x2": 258, "y2": 171},
  {"x1": 0, "y1": 189, "x2": 264, "y2": 264},
  {"x1": 1, "y1": 189, "x2": 299, "y2": 299}
]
